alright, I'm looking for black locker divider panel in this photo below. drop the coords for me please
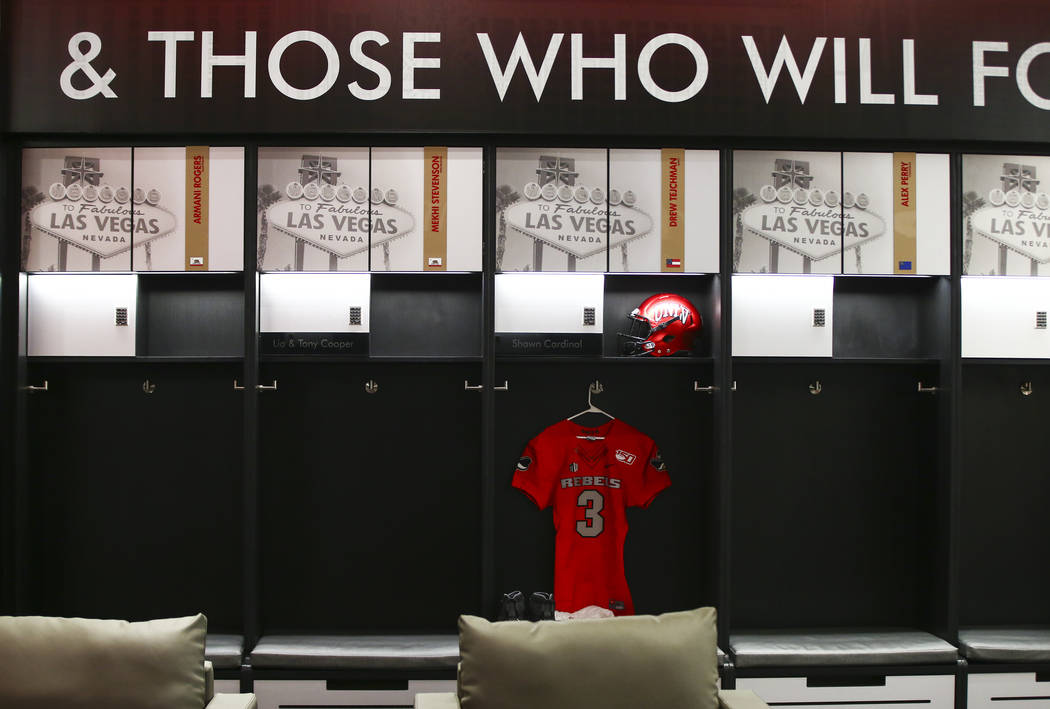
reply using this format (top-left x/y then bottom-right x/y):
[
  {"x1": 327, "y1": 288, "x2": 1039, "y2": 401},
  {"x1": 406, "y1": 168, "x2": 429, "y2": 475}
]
[
  {"x1": 731, "y1": 361, "x2": 940, "y2": 629},
  {"x1": 959, "y1": 364, "x2": 1050, "y2": 626},
  {"x1": 136, "y1": 274, "x2": 245, "y2": 357},
  {"x1": 26, "y1": 361, "x2": 242, "y2": 629},
  {"x1": 259, "y1": 361, "x2": 482, "y2": 632},
  {"x1": 493, "y1": 360, "x2": 717, "y2": 616}
]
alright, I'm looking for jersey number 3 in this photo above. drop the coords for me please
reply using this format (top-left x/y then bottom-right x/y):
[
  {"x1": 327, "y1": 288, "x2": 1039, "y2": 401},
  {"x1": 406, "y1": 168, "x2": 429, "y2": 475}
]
[{"x1": 576, "y1": 490, "x2": 605, "y2": 537}]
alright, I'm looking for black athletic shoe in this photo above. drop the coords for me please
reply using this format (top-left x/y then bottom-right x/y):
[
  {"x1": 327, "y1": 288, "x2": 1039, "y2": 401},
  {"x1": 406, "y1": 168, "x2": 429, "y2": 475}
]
[
  {"x1": 496, "y1": 590, "x2": 526, "y2": 621},
  {"x1": 528, "y1": 591, "x2": 555, "y2": 621}
]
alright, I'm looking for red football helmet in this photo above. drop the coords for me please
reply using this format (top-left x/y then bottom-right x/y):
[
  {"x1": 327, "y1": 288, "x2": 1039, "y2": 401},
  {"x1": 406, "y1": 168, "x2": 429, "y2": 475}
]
[{"x1": 619, "y1": 293, "x2": 702, "y2": 357}]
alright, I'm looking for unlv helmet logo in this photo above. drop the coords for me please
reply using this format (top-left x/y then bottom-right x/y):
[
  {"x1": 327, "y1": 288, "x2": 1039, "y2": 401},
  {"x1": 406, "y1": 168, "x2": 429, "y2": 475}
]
[{"x1": 647, "y1": 302, "x2": 693, "y2": 326}]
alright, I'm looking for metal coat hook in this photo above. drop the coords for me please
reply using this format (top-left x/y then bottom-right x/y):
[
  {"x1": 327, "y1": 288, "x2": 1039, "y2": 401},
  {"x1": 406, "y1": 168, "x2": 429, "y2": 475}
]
[
  {"x1": 143, "y1": 379, "x2": 156, "y2": 394},
  {"x1": 589, "y1": 380, "x2": 604, "y2": 397},
  {"x1": 233, "y1": 380, "x2": 245, "y2": 391},
  {"x1": 809, "y1": 381, "x2": 822, "y2": 395},
  {"x1": 917, "y1": 382, "x2": 939, "y2": 394},
  {"x1": 257, "y1": 380, "x2": 278, "y2": 392},
  {"x1": 365, "y1": 380, "x2": 378, "y2": 394},
  {"x1": 23, "y1": 380, "x2": 48, "y2": 392},
  {"x1": 494, "y1": 381, "x2": 510, "y2": 391},
  {"x1": 696, "y1": 381, "x2": 738, "y2": 392},
  {"x1": 1021, "y1": 381, "x2": 1034, "y2": 396},
  {"x1": 464, "y1": 380, "x2": 483, "y2": 391}
]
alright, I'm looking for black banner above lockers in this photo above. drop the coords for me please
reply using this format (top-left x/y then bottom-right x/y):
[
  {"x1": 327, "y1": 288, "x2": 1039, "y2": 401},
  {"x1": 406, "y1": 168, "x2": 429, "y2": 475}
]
[{"x1": 6, "y1": 0, "x2": 1050, "y2": 142}]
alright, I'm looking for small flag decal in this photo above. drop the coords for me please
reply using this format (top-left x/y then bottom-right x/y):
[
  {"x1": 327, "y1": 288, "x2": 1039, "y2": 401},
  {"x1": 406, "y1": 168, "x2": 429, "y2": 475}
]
[{"x1": 666, "y1": 258, "x2": 681, "y2": 268}]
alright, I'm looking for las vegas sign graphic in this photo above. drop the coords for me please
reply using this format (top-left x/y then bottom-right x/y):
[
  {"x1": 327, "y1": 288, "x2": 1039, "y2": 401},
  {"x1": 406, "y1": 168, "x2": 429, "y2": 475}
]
[
  {"x1": 268, "y1": 182, "x2": 414, "y2": 258},
  {"x1": 32, "y1": 181, "x2": 177, "y2": 259},
  {"x1": 969, "y1": 187, "x2": 1050, "y2": 264},
  {"x1": 741, "y1": 183, "x2": 886, "y2": 263},
  {"x1": 503, "y1": 181, "x2": 654, "y2": 259}
]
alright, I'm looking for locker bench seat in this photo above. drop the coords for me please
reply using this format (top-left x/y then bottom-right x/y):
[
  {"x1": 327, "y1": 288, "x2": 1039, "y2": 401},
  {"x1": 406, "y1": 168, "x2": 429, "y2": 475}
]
[
  {"x1": 206, "y1": 634, "x2": 245, "y2": 670},
  {"x1": 249, "y1": 634, "x2": 460, "y2": 670},
  {"x1": 731, "y1": 629, "x2": 959, "y2": 667},
  {"x1": 958, "y1": 628, "x2": 1050, "y2": 663}
]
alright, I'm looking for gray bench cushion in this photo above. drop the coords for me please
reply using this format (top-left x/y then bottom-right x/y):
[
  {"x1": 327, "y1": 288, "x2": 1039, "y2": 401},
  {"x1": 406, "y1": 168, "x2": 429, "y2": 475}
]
[
  {"x1": 206, "y1": 634, "x2": 244, "y2": 669},
  {"x1": 959, "y1": 629, "x2": 1050, "y2": 663},
  {"x1": 250, "y1": 635, "x2": 459, "y2": 670},
  {"x1": 731, "y1": 630, "x2": 958, "y2": 668}
]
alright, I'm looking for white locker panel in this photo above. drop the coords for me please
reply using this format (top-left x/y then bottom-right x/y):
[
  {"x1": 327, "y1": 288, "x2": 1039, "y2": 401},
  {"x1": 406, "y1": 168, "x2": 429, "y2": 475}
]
[
  {"x1": 259, "y1": 273, "x2": 371, "y2": 333},
  {"x1": 841, "y1": 152, "x2": 894, "y2": 275},
  {"x1": 446, "y1": 147, "x2": 483, "y2": 271},
  {"x1": 28, "y1": 274, "x2": 137, "y2": 357},
  {"x1": 21, "y1": 147, "x2": 134, "y2": 272},
  {"x1": 685, "y1": 149, "x2": 721, "y2": 274},
  {"x1": 732, "y1": 274, "x2": 834, "y2": 357},
  {"x1": 495, "y1": 273, "x2": 604, "y2": 333},
  {"x1": 370, "y1": 147, "x2": 424, "y2": 272},
  {"x1": 131, "y1": 146, "x2": 245, "y2": 272},
  {"x1": 737, "y1": 674, "x2": 954, "y2": 709},
  {"x1": 495, "y1": 147, "x2": 609, "y2": 273},
  {"x1": 206, "y1": 146, "x2": 247, "y2": 271},
  {"x1": 840, "y1": 152, "x2": 949, "y2": 276},
  {"x1": 969, "y1": 673, "x2": 1050, "y2": 709},
  {"x1": 961, "y1": 277, "x2": 1050, "y2": 358},
  {"x1": 916, "y1": 153, "x2": 951, "y2": 276},
  {"x1": 733, "y1": 150, "x2": 843, "y2": 275},
  {"x1": 253, "y1": 679, "x2": 457, "y2": 709},
  {"x1": 256, "y1": 146, "x2": 370, "y2": 272},
  {"x1": 606, "y1": 149, "x2": 719, "y2": 274}
]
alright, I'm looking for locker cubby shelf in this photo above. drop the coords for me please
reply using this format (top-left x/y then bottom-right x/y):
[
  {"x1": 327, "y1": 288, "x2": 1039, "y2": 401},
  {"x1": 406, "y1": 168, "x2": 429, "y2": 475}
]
[
  {"x1": 495, "y1": 355, "x2": 714, "y2": 365},
  {"x1": 136, "y1": 273, "x2": 245, "y2": 358},
  {"x1": 732, "y1": 356, "x2": 942, "y2": 365},
  {"x1": 831, "y1": 276, "x2": 950, "y2": 359},
  {"x1": 369, "y1": 272, "x2": 482, "y2": 358},
  {"x1": 260, "y1": 355, "x2": 483, "y2": 364},
  {"x1": 27, "y1": 355, "x2": 244, "y2": 364},
  {"x1": 603, "y1": 273, "x2": 719, "y2": 359},
  {"x1": 732, "y1": 274, "x2": 949, "y2": 360},
  {"x1": 259, "y1": 272, "x2": 483, "y2": 359}
]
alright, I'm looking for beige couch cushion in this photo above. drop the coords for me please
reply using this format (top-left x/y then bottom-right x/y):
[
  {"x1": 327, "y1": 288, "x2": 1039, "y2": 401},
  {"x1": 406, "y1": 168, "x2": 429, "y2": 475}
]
[
  {"x1": 0, "y1": 614, "x2": 207, "y2": 709},
  {"x1": 457, "y1": 607, "x2": 719, "y2": 709}
]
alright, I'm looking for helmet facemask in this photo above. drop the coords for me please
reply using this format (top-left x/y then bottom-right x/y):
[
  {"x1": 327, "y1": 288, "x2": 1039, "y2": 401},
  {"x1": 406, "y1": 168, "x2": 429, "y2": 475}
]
[{"x1": 619, "y1": 308, "x2": 655, "y2": 356}]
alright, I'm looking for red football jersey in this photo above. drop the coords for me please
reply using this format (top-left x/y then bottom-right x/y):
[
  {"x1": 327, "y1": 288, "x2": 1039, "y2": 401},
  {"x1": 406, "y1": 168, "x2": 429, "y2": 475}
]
[{"x1": 512, "y1": 418, "x2": 670, "y2": 616}]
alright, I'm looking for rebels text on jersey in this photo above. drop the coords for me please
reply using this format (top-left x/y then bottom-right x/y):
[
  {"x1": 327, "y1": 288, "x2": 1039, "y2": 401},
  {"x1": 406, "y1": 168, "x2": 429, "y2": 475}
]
[{"x1": 512, "y1": 417, "x2": 670, "y2": 616}]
